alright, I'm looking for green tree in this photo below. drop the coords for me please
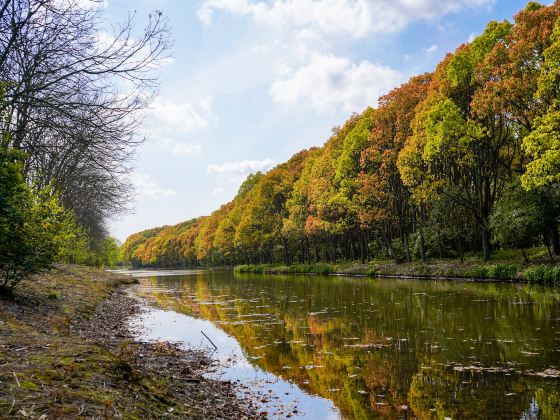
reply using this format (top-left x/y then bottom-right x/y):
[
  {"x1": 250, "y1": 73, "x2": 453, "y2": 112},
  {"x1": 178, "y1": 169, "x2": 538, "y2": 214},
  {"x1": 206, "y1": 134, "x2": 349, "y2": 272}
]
[
  {"x1": 522, "y1": 17, "x2": 560, "y2": 190},
  {"x1": 0, "y1": 147, "x2": 78, "y2": 290},
  {"x1": 491, "y1": 181, "x2": 559, "y2": 261}
]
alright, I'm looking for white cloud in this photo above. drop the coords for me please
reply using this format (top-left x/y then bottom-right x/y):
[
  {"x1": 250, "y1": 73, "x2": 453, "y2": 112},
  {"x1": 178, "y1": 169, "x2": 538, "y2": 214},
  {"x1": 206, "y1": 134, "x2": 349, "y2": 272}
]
[
  {"x1": 173, "y1": 142, "x2": 203, "y2": 156},
  {"x1": 149, "y1": 97, "x2": 214, "y2": 135},
  {"x1": 270, "y1": 53, "x2": 403, "y2": 113},
  {"x1": 426, "y1": 44, "x2": 438, "y2": 53},
  {"x1": 468, "y1": 32, "x2": 477, "y2": 43},
  {"x1": 58, "y1": 0, "x2": 109, "y2": 10},
  {"x1": 198, "y1": 0, "x2": 494, "y2": 38},
  {"x1": 207, "y1": 159, "x2": 275, "y2": 175},
  {"x1": 131, "y1": 173, "x2": 176, "y2": 198},
  {"x1": 212, "y1": 187, "x2": 225, "y2": 195}
]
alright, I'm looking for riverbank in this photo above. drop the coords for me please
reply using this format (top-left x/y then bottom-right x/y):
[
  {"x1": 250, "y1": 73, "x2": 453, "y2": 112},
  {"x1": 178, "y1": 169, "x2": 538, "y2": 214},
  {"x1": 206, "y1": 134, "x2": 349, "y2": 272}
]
[
  {"x1": 234, "y1": 258, "x2": 560, "y2": 285},
  {"x1": 0, "y1": 266, "x2": 259, "y2": 418}
]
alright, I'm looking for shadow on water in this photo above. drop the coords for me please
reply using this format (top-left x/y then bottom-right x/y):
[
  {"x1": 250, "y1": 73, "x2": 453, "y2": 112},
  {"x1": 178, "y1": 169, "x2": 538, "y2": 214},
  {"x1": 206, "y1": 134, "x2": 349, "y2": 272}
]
[{"x1": 129, "y1": 269, "x2": 560, "y2": 419}]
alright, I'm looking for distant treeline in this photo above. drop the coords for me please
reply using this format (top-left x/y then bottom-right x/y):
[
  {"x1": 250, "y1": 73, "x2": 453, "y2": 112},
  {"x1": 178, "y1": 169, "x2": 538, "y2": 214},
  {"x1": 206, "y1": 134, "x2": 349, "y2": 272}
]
[{"x1": 122, "y1": 2, "x2": 560, "y2": 268}]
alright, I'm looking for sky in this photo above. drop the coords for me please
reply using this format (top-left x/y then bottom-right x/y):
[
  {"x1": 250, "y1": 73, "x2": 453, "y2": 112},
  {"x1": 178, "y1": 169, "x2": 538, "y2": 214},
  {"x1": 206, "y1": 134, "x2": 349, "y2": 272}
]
[{"x1": 105, "y1": 0, "x2": 538, "y2": 242}]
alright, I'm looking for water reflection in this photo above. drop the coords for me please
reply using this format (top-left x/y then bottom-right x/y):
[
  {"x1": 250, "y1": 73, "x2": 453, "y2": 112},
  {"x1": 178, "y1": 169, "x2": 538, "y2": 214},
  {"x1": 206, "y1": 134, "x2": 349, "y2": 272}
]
[{"x1": 134, "y1": 270, "x2": 560, "y2": 419}]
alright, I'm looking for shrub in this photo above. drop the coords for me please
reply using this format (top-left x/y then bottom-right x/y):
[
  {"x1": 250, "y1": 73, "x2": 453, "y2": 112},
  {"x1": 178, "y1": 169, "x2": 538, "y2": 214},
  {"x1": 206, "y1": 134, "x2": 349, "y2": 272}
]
[
  {"x1": 523, "y1": 265, "x2": 560, "y2": 286},
  {"x1": 464, "y1": 264, "x2": 517, "y2": 280},
  {"x1": 311, "y1": 263, "x2": 334, "y2": 275},
  {"x1": 288, "y1": 264, "x2": 312, "y2": 273},
  {"x1": 487, "y1": 264, "x2": 518, "y2": 280},
  {"x1": 233, "y1": 264, "x2": 250, "y2": 273},
  {"x1": 465, "y1": 266, "x2": 489, "y2": 279},
  {"x1": 366, "y1": 267, "x2": 379, "y2": 276},
  {"x1": 253, "y1": 264, "x2": 266, "y2": 274},
  {"x1": 0, "y1": 147, "x2": 85, "y2": 290}
]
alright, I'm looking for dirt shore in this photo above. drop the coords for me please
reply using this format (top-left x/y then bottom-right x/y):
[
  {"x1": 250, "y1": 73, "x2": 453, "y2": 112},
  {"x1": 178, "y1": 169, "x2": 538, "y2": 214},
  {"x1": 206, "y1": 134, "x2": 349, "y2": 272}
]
[{"x1": 0, "y1": 265, "x2": 260, "y2": 419}]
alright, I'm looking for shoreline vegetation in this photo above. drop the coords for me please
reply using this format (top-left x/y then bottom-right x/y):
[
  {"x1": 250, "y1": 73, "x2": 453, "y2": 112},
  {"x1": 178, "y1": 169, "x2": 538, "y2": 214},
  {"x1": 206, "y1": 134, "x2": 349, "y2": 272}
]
[
  {"x1": 0, "y1": 266, "x2": 258, "y2": 418},
  {"x1": 232, "y1": 259, "x2": 560, "y2": 285}
]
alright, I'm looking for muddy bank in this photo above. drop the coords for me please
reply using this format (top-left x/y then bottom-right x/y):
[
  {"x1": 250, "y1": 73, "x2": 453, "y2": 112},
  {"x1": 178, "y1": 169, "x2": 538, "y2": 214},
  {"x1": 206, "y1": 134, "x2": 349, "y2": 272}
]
[{"x1": 0, "y1": 265, "x2": 259, "y2": 418}]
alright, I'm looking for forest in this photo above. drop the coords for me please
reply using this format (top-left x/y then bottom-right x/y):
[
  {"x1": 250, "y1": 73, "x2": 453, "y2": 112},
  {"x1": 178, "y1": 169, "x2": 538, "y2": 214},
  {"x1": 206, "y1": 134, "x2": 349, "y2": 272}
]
[{"x1": 122, "y1": 2, "x2": 560, "y2": 271}]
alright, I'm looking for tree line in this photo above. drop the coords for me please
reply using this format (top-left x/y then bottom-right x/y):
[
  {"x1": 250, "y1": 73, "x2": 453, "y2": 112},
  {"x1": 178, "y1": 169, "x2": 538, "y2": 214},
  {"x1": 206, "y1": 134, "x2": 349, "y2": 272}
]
[
  {"x1": 0, "y1": 0, "x2": 170, "y2": 290},
  {"x1": 122, "y1": 2, "x2": 560, "y2": 269}
]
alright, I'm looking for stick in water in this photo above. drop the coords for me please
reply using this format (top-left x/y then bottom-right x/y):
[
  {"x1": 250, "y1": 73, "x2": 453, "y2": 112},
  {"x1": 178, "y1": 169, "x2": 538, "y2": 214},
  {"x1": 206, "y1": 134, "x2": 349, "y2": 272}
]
[{"x1": 201, "y1": 331, "x2": 218, "y2": 351}]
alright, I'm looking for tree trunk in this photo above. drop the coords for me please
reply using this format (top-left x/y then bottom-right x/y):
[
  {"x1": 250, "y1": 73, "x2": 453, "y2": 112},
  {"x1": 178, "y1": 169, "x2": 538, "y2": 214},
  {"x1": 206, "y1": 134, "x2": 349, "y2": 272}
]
[
  {"x1": 359, "y1": 230, "x2": 367, "y2": 264},
  {"x1": 457, "y1": 235, "x2": 464, "y2": 263},
  {"x1": 419, "y1": 224, "x2": 426, "y2": 263},
  {"x1": 543, "y1": 230, "x2": 555, "y2": 263},
  {"x1": 403, "y1": 234, "x2": 411, "y2": 263},
  {"x1": 481, "y1": 228, "x2": 491, "y2": 261},
  {"x1": 551, "y1": 223, "x2": 560, "y2": 256},
  {"x1": 282, "y1": 239, "x2": 289, "y2": 265}
]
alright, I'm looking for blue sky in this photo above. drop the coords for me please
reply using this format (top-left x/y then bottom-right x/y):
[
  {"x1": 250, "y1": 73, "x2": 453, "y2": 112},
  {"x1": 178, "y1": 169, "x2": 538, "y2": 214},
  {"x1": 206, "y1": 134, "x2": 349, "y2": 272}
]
[{"x1": 105, "y1": 0, "x2": 536, "y2": 241}]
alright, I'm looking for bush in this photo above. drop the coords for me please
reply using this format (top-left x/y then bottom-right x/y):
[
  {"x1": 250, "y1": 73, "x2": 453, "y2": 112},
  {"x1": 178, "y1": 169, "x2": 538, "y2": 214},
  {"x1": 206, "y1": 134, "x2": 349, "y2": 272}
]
[
  {"x1": 390, "y1": 239, "x2": 408, "y2": 263},
  {"x1": 487, "y1": 264, "x2": 518, "y2": 280},
  {"x1": 288, "y1": 264, "x2": 310, "y2": 273},
  {"x1": 234, "y1": 263, "x2": 336, "y2": 275},
  {"x1": 465, "y1": 264, "x2": 517, "y2": 280},
  {"x1": 523, "y1": 265, "x2": 560, "y2": 286},
  {"x1": 0, "y1": 147, "x2": 84, "y2": 290},
  {"x1": 252, "y1": 264, "x2": 266, "y2": 274},
  {"x1": 465, "y1": 266, "x2": 489, "y2": 279},
  {"x1": 233, "y1": 264, "x2": 250, "y2": 273},
  {"x1": 366, "y1": 267, "x2": 379, "y2": 276},
  {"x1": 311, "y1": 263, "x2": 334, "y2": 275}
]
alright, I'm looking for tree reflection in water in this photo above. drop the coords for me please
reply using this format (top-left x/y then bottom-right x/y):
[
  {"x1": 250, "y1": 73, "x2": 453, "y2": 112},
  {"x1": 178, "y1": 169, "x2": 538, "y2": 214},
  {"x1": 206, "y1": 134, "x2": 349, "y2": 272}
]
[{"x1": 138, "y1": 271, "x2": 560, "y2": 419}]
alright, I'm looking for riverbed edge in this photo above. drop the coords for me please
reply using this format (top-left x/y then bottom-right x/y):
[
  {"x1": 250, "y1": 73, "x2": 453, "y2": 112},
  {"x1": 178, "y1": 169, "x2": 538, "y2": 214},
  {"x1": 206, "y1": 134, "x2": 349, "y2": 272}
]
[{"x1": 0, "y1": 265, "x2": 260, "y2": 418}]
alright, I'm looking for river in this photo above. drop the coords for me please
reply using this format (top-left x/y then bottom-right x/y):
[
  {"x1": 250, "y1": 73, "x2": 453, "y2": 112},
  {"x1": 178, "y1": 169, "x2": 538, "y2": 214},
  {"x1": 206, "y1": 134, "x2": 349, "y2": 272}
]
[{"x1": 125, "y1": 269, "x2": 560, "y2": 419}]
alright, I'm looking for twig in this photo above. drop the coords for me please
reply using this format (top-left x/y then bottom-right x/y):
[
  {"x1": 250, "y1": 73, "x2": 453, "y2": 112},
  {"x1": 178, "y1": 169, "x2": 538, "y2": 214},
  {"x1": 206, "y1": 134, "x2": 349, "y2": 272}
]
[
  {"x1": 201, "y1": 331, "x2": 218, "y2": 351},
  {"x1": 13, "y1": 372, "x2": 20, "y2": 387}
]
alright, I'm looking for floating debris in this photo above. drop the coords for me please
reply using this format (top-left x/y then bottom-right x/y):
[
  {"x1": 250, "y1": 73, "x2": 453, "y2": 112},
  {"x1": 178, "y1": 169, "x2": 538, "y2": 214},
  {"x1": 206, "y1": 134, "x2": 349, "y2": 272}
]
[
  {"x1": 527, "y1": 368, "x2": 560, "y2": 378},
  {"x1": 344, "y1": 343, "x2": 388, "y2": 349},
  {"x1": 452, "y1": 365, "x2": 515, "y2": 374},
  {"x1": 521, "y1": 351, "x2": 539, "y2": 356}
]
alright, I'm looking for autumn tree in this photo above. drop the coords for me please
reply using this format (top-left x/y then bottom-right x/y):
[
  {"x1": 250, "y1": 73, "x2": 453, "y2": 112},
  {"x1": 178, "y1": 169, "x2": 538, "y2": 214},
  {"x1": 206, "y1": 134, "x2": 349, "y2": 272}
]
[{"x1": 359, "y1": 75, "x2": 431, "y2": 262}]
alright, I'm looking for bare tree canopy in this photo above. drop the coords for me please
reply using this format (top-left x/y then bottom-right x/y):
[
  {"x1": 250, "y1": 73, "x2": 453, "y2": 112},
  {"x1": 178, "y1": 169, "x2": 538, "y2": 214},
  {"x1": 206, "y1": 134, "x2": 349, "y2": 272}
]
[{"x1": 0, "y1": 0, "x2": 172, "y2": 242}]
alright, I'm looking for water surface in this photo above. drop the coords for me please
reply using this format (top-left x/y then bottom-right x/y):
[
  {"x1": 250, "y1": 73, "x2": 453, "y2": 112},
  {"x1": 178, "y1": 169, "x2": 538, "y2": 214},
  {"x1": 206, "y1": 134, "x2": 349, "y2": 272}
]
[{"x1": 130, "y1": 270, "x2": 560, "y2": 419}]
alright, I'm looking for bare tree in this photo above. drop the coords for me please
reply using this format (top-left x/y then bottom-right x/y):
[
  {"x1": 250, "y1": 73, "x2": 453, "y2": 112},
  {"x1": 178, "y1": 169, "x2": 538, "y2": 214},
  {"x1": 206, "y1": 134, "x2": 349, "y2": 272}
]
[{"x1": 0, "y1": 0, "x2": 172, "y2": 242}]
